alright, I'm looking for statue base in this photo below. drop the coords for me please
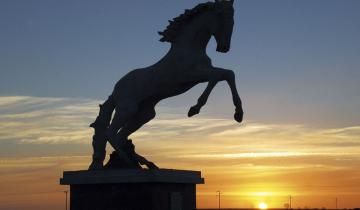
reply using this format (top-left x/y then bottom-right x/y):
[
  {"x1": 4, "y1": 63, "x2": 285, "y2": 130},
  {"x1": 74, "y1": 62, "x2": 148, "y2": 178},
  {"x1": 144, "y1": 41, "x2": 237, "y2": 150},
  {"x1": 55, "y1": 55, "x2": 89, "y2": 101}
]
[{"x1": 60, "y1": 169, "x2": 204, "y2": 210}]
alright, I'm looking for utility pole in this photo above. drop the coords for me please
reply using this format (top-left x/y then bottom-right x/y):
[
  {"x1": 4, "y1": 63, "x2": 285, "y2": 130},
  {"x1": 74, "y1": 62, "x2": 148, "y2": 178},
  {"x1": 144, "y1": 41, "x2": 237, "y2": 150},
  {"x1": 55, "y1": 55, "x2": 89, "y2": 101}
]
[
  {"x1": 216, "y1": 190, "x2": 221, "y2": 210},
  {"x1": 335, "y1": 197, "x2": 338, "y2": 209},
  {"x1": 64, "y1": 190, "x2": 68, "y2": 210},
  {"x1": 289, "y1": 195, "x2": 292, "y2": 209}
]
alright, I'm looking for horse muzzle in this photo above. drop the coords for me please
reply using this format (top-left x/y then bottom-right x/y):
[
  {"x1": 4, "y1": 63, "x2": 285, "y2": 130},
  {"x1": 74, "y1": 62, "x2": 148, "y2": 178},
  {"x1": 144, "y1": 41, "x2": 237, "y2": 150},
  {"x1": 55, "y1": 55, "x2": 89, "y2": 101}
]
[{"x1": 216, "y1": 45, "x2": 230, "y2": 53}]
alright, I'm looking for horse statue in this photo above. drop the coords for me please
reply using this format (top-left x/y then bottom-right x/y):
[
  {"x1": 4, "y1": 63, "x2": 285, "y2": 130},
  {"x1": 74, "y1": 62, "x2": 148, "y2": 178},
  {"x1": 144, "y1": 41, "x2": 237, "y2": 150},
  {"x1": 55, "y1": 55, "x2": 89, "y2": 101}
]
[{"x1": 89, "y1": 0, "x2": 243, "y2": 170}]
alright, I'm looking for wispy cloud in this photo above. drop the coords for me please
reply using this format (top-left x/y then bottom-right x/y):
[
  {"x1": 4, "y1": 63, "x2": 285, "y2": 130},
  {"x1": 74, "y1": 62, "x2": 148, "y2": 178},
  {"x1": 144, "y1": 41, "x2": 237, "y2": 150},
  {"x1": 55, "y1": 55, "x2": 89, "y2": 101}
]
[
  {"x1": 1, "y1": 95, "x2": 360, "y2": 154},
  {"x1": 0, "y1": 96, "x2": 98, "y2": 146},
  {"x1": 0, "y1": 96, "x2": 360, "y2": 209}
]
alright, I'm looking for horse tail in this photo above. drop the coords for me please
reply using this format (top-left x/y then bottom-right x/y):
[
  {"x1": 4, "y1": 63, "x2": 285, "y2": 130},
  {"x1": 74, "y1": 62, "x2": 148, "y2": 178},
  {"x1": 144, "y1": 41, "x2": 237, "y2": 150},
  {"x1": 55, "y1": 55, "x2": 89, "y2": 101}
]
[{"x1": 90, "y1": 95, "x2": 116, "y2": 129}]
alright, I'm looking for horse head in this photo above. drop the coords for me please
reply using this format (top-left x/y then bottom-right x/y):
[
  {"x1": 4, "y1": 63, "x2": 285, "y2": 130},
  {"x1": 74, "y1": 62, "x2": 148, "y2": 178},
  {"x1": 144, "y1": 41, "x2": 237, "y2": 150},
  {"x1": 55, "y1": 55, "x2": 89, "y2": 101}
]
[
  {"x1": 213, "y1": 0, "x2": 234, "y2": 53},
  {"x1": 158, "y1": 0, "x2": 235, "y2": 53}
]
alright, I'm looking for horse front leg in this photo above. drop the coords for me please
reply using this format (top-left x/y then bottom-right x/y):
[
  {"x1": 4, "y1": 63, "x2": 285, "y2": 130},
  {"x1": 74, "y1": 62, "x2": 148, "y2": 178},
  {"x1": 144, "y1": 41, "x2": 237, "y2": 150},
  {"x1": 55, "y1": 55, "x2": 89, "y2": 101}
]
[
  {"x1": 187, "y1": 68, "x2": 243, "y2": 123},
  {"x1": 215, "y1": 67, "x2": 243, "y2": 122},
  {"x1": 188, "y1": 80, "x2": 218, "y2": 117}
]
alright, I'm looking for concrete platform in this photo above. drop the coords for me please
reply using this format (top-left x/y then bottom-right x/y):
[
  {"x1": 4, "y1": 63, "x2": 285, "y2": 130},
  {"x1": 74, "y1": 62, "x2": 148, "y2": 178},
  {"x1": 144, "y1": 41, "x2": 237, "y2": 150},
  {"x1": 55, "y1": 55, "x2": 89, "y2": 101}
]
[
  {"x1": 60, "y1": 169, "x2": 204, "y2": 185},
  {"x1": 60, "y1": 169, "x2": 204, "y2": 210}
]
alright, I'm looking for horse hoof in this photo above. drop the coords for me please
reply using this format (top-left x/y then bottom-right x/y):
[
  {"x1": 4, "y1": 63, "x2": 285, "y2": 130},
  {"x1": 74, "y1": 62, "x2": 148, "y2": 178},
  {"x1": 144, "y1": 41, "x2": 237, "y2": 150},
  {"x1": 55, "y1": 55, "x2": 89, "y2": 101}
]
[
  {"x1": 234, "y1": 110, "x2": 243, "y2": 123},
  {"x1": 188, "y1": 106, "x2": 200, "y2": 117}
]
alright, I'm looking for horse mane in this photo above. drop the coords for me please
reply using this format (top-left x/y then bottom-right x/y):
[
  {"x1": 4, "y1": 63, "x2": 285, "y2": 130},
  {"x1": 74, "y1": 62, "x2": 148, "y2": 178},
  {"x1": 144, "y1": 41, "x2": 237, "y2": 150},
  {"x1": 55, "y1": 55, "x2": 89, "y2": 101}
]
[{"x1": 158, "y1": 2, "x2": 215, "y2": 43}]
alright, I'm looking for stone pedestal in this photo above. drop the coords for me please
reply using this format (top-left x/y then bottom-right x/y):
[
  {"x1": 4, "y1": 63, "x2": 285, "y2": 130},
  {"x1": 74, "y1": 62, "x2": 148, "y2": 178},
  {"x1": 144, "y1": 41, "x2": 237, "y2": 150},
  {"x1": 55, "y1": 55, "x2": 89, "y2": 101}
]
[{"x1": 60, "y1": 169, "x2": 204, "y2": 210}]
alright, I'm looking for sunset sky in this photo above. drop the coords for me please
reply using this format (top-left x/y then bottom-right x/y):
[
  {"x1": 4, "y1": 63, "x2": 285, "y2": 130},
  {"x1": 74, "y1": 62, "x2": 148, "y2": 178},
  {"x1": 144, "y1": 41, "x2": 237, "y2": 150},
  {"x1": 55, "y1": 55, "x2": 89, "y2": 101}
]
[{"x1": 1, "y1": 0, "x2": 360, "y2": 209}]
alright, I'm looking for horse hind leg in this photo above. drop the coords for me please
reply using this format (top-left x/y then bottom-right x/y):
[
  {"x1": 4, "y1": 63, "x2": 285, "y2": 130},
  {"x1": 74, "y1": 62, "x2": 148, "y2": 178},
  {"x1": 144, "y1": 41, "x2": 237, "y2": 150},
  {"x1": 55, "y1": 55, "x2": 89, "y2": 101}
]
[
  {"x1": 89, "y1": 96, "x2": 115, "y2": 170},
  {"x1": 116, "y1": 100, "x2": 159, "y2": 169},
  {"x1": 116, "y1": 99, "x2": 157, "y2": 141},
  {"x1": 105, "y1": 101, "x2": 138, "y2": 165}
]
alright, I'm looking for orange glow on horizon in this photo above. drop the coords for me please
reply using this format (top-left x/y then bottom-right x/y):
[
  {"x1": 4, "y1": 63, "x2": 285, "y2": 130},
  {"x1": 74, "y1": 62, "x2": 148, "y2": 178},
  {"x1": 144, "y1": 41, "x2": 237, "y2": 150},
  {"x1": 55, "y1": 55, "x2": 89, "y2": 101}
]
[{"x1": 1, "y1": 97, "x2": 360, "y2": 209}]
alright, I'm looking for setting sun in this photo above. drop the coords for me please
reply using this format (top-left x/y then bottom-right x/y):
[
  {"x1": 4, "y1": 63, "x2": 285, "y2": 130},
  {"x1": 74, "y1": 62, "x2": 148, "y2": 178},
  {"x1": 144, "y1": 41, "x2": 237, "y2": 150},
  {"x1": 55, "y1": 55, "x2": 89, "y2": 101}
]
[{"x1": 259, "y1": 202, "x2": 268, "y2": 209}]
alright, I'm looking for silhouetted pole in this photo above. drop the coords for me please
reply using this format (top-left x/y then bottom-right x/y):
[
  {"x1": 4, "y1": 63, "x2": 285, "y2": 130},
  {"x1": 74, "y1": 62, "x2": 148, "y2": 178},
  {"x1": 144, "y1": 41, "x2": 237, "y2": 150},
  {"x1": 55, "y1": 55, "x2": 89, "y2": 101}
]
[
  {"x1": 335, "y1": 197, "x2": 338, "y2": 209},
  {"x1": 216, "y1": 190, "x2": 221, "y2": 210},
  {"x1": 289, "y1": 195, "x2": 292, "y2": 209},
  {"x1": 64, "y1": 190, "x2": 68, "y2": 210}
]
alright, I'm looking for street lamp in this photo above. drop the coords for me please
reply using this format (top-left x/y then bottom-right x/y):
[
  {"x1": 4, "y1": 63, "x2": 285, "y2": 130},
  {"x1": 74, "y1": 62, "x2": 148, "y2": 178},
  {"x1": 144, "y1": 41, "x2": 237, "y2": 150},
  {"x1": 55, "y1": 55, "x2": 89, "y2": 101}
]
[
  {"x1": 216, "y1": 190, "x2": 221, "y2": 210},
  {"x1": 64, "y1": 190, "x2": 68, "y2": 210}
]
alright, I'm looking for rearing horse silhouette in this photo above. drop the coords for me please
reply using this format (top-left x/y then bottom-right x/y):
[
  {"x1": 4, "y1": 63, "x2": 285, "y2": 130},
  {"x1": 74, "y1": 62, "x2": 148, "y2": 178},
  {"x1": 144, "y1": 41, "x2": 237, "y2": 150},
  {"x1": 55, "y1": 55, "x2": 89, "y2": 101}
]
[{"x1": 89, "y1": 0, "x2": 243, "y2": 170}]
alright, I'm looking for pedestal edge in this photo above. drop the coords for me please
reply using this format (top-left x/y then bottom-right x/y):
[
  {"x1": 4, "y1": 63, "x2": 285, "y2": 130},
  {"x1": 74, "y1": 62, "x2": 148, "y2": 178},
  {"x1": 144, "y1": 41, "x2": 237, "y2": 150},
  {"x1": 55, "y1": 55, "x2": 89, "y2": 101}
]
[{"x1": 60, "y1": 168, "x2": 205, "y2": 185}]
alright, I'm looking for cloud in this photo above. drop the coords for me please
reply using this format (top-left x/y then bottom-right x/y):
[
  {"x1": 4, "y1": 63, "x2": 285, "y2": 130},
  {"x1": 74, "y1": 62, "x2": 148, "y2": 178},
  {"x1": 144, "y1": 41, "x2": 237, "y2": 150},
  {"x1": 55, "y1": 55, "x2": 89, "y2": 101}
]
[
  {"x1": 0, "y1": 96, "x2": 98, "y2": 146},
  {"x1": 1, "y1": 96, "x2": 360, "y2": 208},
  {"x1": 0, "y1": 95, "x2": 359, "y2": 184},
  {"x1": 1, "y1": 95, "x2": 360, "y2": 155}
]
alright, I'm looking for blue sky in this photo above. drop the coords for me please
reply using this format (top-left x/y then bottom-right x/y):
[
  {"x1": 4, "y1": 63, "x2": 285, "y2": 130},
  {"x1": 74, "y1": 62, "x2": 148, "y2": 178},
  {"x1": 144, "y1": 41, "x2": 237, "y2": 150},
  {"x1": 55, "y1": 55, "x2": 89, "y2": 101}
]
[{"x1": 1, "y1": 0, "x2": 360, "y2": 127}]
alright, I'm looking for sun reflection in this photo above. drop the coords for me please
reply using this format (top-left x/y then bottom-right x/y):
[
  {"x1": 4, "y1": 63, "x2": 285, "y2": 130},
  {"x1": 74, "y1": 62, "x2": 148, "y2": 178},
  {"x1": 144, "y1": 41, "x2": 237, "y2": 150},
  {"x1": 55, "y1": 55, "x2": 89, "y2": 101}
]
[{"x1": 259, "y1": 202, "x2": 268, "y2": 209}]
